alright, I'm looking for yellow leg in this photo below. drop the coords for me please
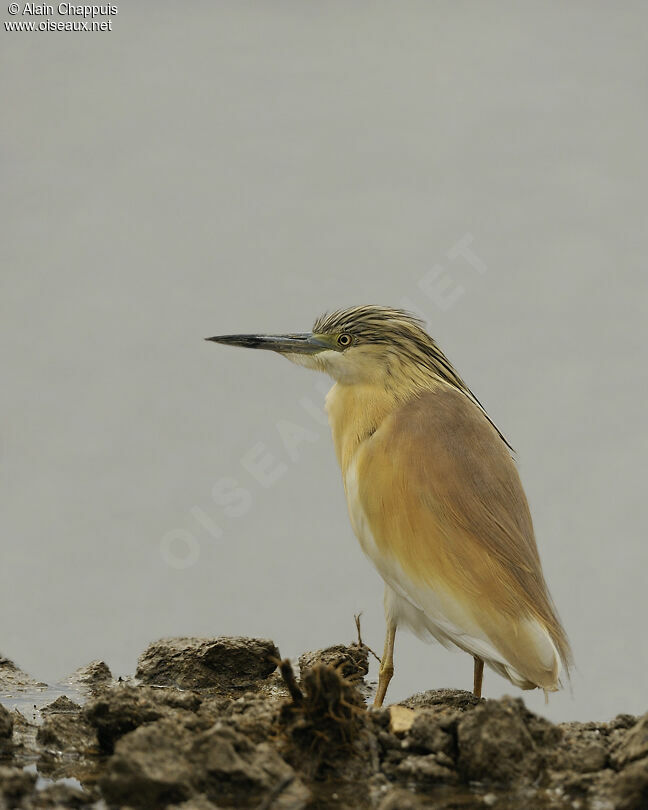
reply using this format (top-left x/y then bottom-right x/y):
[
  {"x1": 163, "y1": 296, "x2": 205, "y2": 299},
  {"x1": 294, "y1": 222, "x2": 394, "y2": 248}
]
[
  {"x1": 374, "y1": 622, "x2": 396, "y2": 707},
  {"x1": 473, "y1": 656, "x2": 484, "y2": 698}
]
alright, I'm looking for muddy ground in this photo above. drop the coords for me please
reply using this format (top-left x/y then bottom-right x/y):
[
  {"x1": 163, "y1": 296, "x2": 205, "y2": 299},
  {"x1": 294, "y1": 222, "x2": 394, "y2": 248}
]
[{"x1": 1, "y1": 637, "x2": 646, "y2": 810}]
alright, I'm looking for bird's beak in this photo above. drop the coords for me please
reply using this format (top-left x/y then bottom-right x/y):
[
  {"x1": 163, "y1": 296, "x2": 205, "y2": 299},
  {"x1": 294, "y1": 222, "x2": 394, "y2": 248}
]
[{"x1": 205, "y1": 332, "x2": 330, "y2": 354}]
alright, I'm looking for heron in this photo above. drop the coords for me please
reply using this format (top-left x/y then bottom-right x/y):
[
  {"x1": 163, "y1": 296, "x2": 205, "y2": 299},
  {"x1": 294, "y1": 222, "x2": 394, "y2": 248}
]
[{"x1": 207, "y1": 305, "x2": 571, "y2": 706}]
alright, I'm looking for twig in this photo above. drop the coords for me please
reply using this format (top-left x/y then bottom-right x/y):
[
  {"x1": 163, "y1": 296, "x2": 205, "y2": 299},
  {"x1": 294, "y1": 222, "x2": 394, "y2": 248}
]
[
  {"x1": 354, "y1": 613, "x2": 364, "y2": 645},
  {"x1": 354, "y1": 613, "x2": 381, "y2": 663},
  {"x1": 278, "y1": 658, "x2": 303, "y2": 706}
]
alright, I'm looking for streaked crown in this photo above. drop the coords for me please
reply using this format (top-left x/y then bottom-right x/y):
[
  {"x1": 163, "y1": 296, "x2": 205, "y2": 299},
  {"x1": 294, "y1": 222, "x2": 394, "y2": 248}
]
[{"x1": 313, "y1": 305, "x2": 511, "y2": 449}]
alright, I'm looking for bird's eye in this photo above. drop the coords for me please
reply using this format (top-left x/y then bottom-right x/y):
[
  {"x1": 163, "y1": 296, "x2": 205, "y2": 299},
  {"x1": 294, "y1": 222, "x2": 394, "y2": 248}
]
[{"x1": 337, "y1": 333, "x2": 352, "y2": 348}]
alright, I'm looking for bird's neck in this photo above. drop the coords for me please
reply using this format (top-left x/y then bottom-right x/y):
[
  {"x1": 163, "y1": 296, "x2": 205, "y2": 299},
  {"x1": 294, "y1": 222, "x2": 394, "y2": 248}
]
[{"x1": 325, "y1": 379, "x2": 439, "y2": 474}]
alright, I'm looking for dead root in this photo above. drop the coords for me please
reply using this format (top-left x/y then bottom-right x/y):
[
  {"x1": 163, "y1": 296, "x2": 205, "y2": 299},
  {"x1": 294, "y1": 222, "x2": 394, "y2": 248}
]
[{"x1": 276, "y1": 658, "x2": 366, "y2": 777}]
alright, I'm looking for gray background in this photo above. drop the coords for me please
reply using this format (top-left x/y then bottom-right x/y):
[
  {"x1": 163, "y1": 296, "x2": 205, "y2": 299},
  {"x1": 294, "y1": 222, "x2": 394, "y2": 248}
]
[{"x1": 2, "y1": 2, "x2": 646, "y2": 723}]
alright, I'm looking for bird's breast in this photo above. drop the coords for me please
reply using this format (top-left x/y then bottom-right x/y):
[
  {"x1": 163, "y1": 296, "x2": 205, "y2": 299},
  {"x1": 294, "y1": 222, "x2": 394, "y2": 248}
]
[
  {"x1": 342, "y1": 455, "x2": 375, "y2": 559},
  {"x1": 325, "y1": 382, "x2": 404, "y2": 579},
  {"x1": 342, "y1": 452, "x2": 423, "y2": 613},
  {"x1": 325, "y1": 381, "x2": 398, "y2": 474}
]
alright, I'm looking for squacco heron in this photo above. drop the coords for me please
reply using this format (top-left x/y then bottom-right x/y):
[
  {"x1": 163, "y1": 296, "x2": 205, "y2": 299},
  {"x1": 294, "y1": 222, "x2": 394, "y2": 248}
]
[{"x1": 207, "y1": 306, "x2": 571, "y2": 706}]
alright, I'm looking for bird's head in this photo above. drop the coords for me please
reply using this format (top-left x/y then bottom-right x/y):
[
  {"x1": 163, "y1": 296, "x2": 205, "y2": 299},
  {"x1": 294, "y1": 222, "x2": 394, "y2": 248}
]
[
  {"x1": 208, "y1": 304, "x2": 512, "y2": 446},
  {"x1": 207, "y1": 305, "x2": 464, "y2": 389}
]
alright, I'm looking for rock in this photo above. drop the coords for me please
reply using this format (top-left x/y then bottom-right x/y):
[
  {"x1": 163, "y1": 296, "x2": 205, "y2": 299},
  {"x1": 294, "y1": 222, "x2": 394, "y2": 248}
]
[
  {"x1": 41, "y1": 695, "x2": 81, "y2": 715},
  {"x1": 388, "y1": 706, "x2": 415, "y2": 735},
  {"x1": 456, "y1": 697, "x2": 541, "y2": 785},
  {"x1": 136, "y1": 637, "x2": 280, "y2": 692},
  {"x1": 298, "y1": 643, "x2": 369, "y2": 682}
]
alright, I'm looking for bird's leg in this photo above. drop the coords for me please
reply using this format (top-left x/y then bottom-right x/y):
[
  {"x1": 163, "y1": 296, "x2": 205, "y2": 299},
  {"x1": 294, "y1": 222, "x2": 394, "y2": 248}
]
[
  {"x1": 473, "y1": 656, "x2": 484, "y2": 698},
  {"x1": 374, "y1": 622, "x2": 396, "y2": 707}
]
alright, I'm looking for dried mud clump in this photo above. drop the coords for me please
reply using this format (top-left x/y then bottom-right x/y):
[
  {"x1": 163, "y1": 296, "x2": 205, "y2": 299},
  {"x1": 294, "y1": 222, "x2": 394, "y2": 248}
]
[
  {"x1": 135, "y1": 636, "x2": 280, "y2": 693},
  {"x1": 456, "y1": 696, "x2": 545, "y2": 784},
  {"x1": 1, "y1": 637, "x2": 648, "y2": 809},
  {"x1": 84, "y1": 683, "x2": 202, "y2": 753},
  {"x1": 298, "y1": 643, "x2": 370, "y2": 682},
  {"x1": 98, "y1": 716, "x2": 311, "y2": 810},
  {"x1": 0, "y1": 766, "x2": 36, "y2": 806},
  {"x1": 67, "y1": 659, "x2": 113, "y2": 693},
  {"x1": 0, "y1": 656, "x2": 45, "y2": 692},
  {"x1": 0, "y1": 706, "x2": 13, "y2": 755}
]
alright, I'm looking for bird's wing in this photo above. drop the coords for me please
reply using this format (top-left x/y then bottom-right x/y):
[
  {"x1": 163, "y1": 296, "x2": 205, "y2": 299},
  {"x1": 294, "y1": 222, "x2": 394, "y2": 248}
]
[{"x1": 352, "y1": 385, "x2": 570, "y2": 689}]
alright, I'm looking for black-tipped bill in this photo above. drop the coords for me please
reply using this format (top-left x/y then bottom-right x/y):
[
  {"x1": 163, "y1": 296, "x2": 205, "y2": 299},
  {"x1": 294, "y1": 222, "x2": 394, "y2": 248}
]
[{"x1": 205, "y1": 332, "x2": 329, "y2": 354}]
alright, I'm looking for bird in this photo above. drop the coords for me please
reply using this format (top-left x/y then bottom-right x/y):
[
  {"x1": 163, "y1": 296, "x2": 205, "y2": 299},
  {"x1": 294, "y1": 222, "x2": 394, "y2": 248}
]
[{"x1": 207, "y1": 305, "x2": 571, "y2": 706}]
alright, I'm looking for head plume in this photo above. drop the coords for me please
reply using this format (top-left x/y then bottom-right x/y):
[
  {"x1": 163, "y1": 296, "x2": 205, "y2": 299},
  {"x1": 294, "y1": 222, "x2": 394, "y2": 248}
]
[{"x1": 312, "y1": 305, "x2": 512, "y2": 450}]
